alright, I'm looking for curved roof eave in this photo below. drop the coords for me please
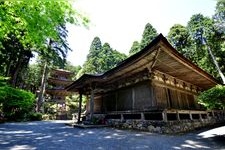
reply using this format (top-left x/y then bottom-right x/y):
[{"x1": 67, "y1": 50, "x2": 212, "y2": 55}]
[{"x1": 66, "y1": 33, "x2": 219, "y2": 91}]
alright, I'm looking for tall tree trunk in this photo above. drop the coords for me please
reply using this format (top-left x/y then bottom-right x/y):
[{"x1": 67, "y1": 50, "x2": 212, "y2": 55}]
[
  {"x1": 204, "y1": 38, "x2": 225, "y2": 84},
  {"x1": 36, "y1": 62, "x2": 48, "y2": 112},
  {"x1": 5, "y1": 60, "x2": 12, "y2": 77},
  {"x1": 11, "y1": 55, "x2": 23, "y2": 87}
]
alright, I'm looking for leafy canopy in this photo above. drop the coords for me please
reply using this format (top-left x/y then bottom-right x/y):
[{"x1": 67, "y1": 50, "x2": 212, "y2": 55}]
[
  {"x1": 82, "y1": 37, "x2": 127, "y2": 75},
  {"x1": 129, "y1": 23, "x2": 157, "y2": 55},
  {"x1": 139, "y1": 23, "x2": 158, "y2": 50},
  {"x1": 197, "y1": 85, "x2": 225, "y2": 109},
  {"x1": 0, "y1": 1, "x2": 89, "y2": 87},
  {"x1": 0, "y1": 1, "x2": 88, "y2": 48},
  {"x1": 168, "y1": 13, "x2": 225, "y2": 81},
  {"x1": 168, "y1": 24, "x2": 192, "y2": 59},
  {"x1": 129, "y1": 41, "x2": 140, "y2": 56}
]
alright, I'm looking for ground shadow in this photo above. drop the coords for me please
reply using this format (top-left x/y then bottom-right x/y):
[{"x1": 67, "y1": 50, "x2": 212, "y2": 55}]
[{"x1": 0, "y1": 121, "x2": 224, "y2": 150}]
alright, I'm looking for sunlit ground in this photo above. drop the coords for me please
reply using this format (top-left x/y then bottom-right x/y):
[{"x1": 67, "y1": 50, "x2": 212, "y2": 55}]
[
  {"x1": 0, "y1": 121, "x2": 224, "y2": 150},
  {"x1": 198, "y1": 125, "x2": 225, "y2": 138}
]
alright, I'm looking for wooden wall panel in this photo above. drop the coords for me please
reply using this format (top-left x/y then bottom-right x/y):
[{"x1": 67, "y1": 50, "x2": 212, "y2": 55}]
[
  {"x1": 103, "y1": 93, "x2": 116, "y2": 112},
  {"x1": 117, "y1": 88, "x2": 132, "y2": 111},
  {"x1": 179, "y1": 92, "x2": 188, "y2": 109},
  {"x1": 168, "y1": 89, "x2": 179, "y2": 108},
  {"x1": 153, "y1": 83, "x2": 198, "y2": 110},
  {"x1": 94, "y1": 96, "x2": 102, "y2": 113},
  {"x1": 187, "y1": 94, "x2": 195, "y2": 109},
  {"x1": 154, "y1": 86, "x2": 168, "y2": 109},
  {"x1": 133, "y1": 81, "x2": 153, "y2": 110},
  {"x1": 101, "y1": 79, "x2": 199, "y2": 113}
]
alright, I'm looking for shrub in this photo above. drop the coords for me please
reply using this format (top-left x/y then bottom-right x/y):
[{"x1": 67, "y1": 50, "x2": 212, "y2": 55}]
[
  {"x1": 28, "y1": 112, "x2": 42, "y2": 121},
  {"x1": 42, "y1": 114, "x2": 55, "y2": 120},
  {"x1": 197, "y1": 85, "x2": 225, "y2": 109},
  {"x1": 0, "y1": 77, "x2": 35, "y2": 121}
]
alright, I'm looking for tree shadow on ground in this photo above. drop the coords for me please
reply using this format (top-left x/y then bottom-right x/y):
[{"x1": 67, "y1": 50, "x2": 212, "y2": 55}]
[{"x1": 0, "y1": 121, "x2": 224, "y2": 150}]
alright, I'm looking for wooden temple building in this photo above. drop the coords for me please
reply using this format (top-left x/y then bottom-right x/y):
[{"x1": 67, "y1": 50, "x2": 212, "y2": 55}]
[
  {"x1": 46, "y1": 69, "x2": 73, "y2": 119},
  {"x1": 66, "y1": 34, "x2": 224, "y2": 132}
]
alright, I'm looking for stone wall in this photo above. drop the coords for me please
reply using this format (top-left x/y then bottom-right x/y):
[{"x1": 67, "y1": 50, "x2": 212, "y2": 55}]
[{"x1": 106, "y1": 117, "x2": 224, "y2": 134}]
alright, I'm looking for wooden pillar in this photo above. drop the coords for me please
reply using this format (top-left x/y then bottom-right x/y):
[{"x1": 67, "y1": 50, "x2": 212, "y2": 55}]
[
  {"x1": 132, "y1": 88, "x2": 135, "y2": 110},
  {"x1": 189, "y1": 111, "x2": 193, "y2": 120},
  {"x1": 162, "y1": 109, "x2": 168, "y2": 122},
  {"x1": 211, "y1": 110, "x2": 215, "y2": 118},
  {"x1": 121, "y1": 114, "x2": 124, "y2": 121},
  {"x1": 206, "y1": 111, "x2": 210, "y2": 120},
  {"x1": 77, "y1": 90, "x2": 83, "y2": 124},
  {"x1": 141, "y1": 113, "x2": 145, "y2": 121},
  {"x1": 90, "y1": 88, "x2": 94, "y2": 120},
  {"x1": 199, "y1": 113, "x2": 203, "y2": 122},
  {"x1": 176, "y1": 110, "x2": 180, "y2": 121}
]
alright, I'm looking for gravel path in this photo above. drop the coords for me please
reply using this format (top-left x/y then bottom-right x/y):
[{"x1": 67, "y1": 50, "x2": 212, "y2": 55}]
[{"x1": 0, "y1": 120, "x2": 224, "y2": 150}]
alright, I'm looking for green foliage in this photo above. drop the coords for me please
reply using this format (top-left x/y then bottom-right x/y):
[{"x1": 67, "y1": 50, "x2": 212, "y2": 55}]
[
  {"x1": 42, "y1": 114, "x2": 55, "y2": 120},
  {"x1": 167, "y1": 12, "x2": 225, "y2": 81},
  {"x1": 43, "y1": 102, "x2": 57, "y2": 115},
  {"x1": 0, "y1": 76, "x2": 9, "y2": 87},
  {"x1": 82, "y1": 37, "x2": 102, "y2": 74},
  {"x1": 198, "y1": 85, "x2": 225, "y2": 109},
  {"x1": 66, "y1": 94, "x2": 87, "y2": 112},
  {"x1": 0, "y1": 1, "x2": 89, "y2": 87},
  {"x1": 214, "y1": 0, "x2": 225, "y2": 34},
  {"x1": 0, "y1": 1, "x2": 88, "y2": 47},
  {"x1": 139, "y1": 23, "x2": 158, "y2": 50},
  {"x1": 188, "y1": 14, "x2": 225, "y2": 79},
  {"x1": 129, "y1": 23, "x2": 157, "y2": 55},
  {"x1": 23, "y1": 63, "x2": 42, "y2": 93},
  {"x1": 0, "y1": 81, "x2": 35, "y2": 121},
  {"x1": 168, "y1": 24, "x2": 192, "y2": 58},
  {"x1": 82, "y1": 37, "x2": 127, "y2": 74},
  {"x1": 129, "y1": 41, "x2": 140, "y2": 55},
  {"x1": 64, "y1": 61, "x2": 82, "y2": 80},
  {"x1": 27, "y1": 112, "x2": 42, "y2": 121}
]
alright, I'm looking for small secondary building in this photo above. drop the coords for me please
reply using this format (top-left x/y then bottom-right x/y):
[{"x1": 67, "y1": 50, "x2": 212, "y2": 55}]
[{"x1": 66, "y1": 34, "x2": 224, "y2": 133}]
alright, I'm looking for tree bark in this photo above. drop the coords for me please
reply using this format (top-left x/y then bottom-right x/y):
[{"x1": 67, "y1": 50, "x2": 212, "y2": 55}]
[
  {"x1": 36, "y1": 62, "x2": 48, "y2": 112},
  {"x1": 204, "y1": 38, "x2": 225, "y2": 84},
  {"x1": 5, "y1": 60, "x2": 12, "y2": 77},
  {"x1": 11, "y1": 54, "x2": 23, "y2": 87}
]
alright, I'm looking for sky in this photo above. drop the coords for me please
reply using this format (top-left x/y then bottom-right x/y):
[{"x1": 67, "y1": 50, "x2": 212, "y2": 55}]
[{"x1": 66, "y1": 0, "x2": 217, "y2": 66}]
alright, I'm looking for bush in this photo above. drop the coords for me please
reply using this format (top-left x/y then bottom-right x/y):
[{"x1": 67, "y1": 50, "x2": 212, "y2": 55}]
[
  {"x1": 0, "y1": 77, "x2": 35, "y2": 121},
  {"x1": 28, "y1": 112, "x2": 42, "y2": 121},
  {"x1": 197, "y1": 85, "x2": 225, "y2": 109},
  {"x1": 42, "y1": 114, "x2": 55, "y2": 120}
]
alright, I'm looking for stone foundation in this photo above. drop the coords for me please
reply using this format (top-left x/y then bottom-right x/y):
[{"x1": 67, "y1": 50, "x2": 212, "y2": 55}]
[
  {"x1": 89, "y1": 110, "x2": 225, "y2": 133},
  {"x1": 106, "y1": 117, "x2": 224, "y2": 134}
]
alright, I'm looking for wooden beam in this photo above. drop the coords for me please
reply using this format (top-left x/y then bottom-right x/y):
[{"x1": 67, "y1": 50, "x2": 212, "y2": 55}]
[
  {"x1": 147, "y1": 48, "x2": 161, "y2": 72},
  {"x1": 90, "y1": 88, "x2": 94, "y2": 120},
  {"x1": 77, "y1": 89, "x2": 83, "y2": 124},
  {"x1": 160, "y1": 43, "x2": 218, "y2": 85}
]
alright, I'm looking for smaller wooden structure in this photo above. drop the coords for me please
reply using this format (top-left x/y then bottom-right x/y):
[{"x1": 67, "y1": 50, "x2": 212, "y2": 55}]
[
  {"x1": 46, "y1": 69, "x2": 73, "y2": 119},
  {"x1": 66, "y1": 34, "x2": 222, "y2": 127}
]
